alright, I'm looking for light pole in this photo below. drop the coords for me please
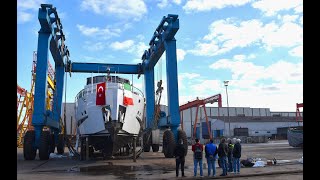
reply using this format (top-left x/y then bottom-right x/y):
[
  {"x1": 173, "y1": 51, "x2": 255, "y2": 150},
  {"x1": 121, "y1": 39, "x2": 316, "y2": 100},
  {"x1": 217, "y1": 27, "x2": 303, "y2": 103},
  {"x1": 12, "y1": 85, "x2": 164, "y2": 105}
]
[{"x1": 224, "y1": 81, "x2": 231, "y2": 137}]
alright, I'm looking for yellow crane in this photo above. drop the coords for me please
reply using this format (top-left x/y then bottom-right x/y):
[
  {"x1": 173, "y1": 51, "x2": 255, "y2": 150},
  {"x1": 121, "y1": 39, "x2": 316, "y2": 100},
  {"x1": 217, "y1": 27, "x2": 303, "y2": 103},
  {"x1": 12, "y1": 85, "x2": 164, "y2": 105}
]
[{"x1": 17, "y1": 52, "x2": 57, "y2": 147}]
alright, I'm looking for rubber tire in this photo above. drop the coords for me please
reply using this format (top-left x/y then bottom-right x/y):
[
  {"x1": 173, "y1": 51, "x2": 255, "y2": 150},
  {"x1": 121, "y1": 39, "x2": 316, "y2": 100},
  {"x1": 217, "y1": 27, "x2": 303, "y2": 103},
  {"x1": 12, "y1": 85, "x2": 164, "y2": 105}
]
[
  {"x1": 80, "y1": 138, "x2": 86, "y2": 160},
  {"x1": 143, "y1": 131, "x2": 151, "y2": 152},
  {"x1": 50, "y1": 134, "x2": 55, "y2": 153},
  {"x1": 57, "y1": 134, "x2": 65, "y2": 154},
  {"x1": 23, "y1": 130, "x2": 36, "y2": 160},
  {"x1": 39, "y1": 131, "x2": 50, "y2": 160},
  {"x1": 177, "y1": 129, "x2": 188, "y2": 156},
  {"x1": 152, "y1": 144, "x2": 159, "y2": 152},
  {"x1": 144, "y1": 144, "x2": 151, "y2": 152},
  {"x1": 163, "y1": 130, "x2": 176, "y2": 158}
]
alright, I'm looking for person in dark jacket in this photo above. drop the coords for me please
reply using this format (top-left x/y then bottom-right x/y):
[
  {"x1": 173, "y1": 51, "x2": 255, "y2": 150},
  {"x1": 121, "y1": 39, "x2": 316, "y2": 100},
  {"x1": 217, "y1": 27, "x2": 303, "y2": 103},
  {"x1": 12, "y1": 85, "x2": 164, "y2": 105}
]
[
  {"x1": 205, "y1": 139, "x2": 218, "y2": 177},
  {"x1": 232, "y1": 139, "x2": 242, "y2": 174},
  {"x1": 192, "y1": 138, "x2": 203, "y2": 177},
  {"x1": 218, "y1": 138, "x2": 228, "y2": 176},
  {"x1": 227, "y1": 138, "x2": 234, "y2": 172},
  {"x1": 174, "y1": 139, "x2": 186, "y2": 177}
]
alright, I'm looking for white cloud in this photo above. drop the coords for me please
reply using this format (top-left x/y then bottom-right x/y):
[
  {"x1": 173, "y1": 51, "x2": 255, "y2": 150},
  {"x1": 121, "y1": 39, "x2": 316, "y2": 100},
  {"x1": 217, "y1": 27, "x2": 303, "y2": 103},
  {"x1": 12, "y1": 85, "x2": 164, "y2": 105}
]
[
  {"x1": 294, "y1": 5, "x2": 303, "y2": 14},
  {"x1": 18, "y1": 11, "x2": 32, "y2": 24},
  {"x1": 177, "y1": 49, "x2": 186, "y2": 62},
  {"x1": 281, "y1": 15, "x2": 299, "y2": 23},
  {"x1": 129, "y1": 42, "x2": 149, "y2": 58},
  {"x1": 179, "y1": 78, "x2": 302, "y2": 111},
  {"x1": 173, "y1": 0, "x2": 182, "y2": 4},
  {"x1": 289, "y1": 45, "x2": 303, "y2": 57},
  {"x1": 77, "y1": 24, "x2": 120, "y2": 39},
  {"x1": 110, "y1": 40, "x2": 148, "y2": 60},
  {"x1": 210, "y1": 58, "x2": 302, "y2": 83},
  {"x1": 136, "y1": 34, "x2": 145, "y2": 41},
  {"x1": 80, "y1": 0, "x2": 147, "y2": 21},
  {"x1": 183, "y1": 0, "x2": 252, "y2": 12},
  {"x1": 252, "y1": 0, "x2": 302, "y2": 16},
  {"x1": 189, "y1": 18, "x2": 302, "y2": 56},
  {"x1": 233, "y1": 55, "x2": 246, "y2": 61},
  {"x1": 248, "y1": 54, "x2": 256, "y2": 59},
  {"x1": 190, "y1": 80, "x2": 222, "y2": 93},
  {"x1": 17, "y1": 0, "x2": 46, "y2": 23},
  {"x1": 157, "y1": 0, "x2": 169, "y2": 9},
  {"x1": 83, "y1": 42, "x2": 105, "y2": 51},
  {"x1": 262, "y1": 22, "x2": 302, "y2": 48},
  {"x1": 132, "y1": 58, "x2": 142, "y2": 64},
  {"x1": 178, "y1": 73, "x2": 201, "y2": 90},
  {"x1": 179, "y1": 73, "x2": 201, "y2": 79},
  {"x1": 299, "y1": 16, "x2": 303, "y2": 25},
  {"x1": 188, "y1": 41, "x2": 219, "y2": 56},
  {"x1": 227, "y1": 83, "x2": 302, "y2": 111},
  {"x1": 110, "y1": 40, "x2": 134, "y2": 50},
  {"x1": 17, "y1": 0, "x2": 45, "y2": 10},
  {"x1": 157, "y1": 0, "x2": 182, "y2": 9},
  {"x1": 265, "y1": 61, "x2": 302, "y2": 82}
]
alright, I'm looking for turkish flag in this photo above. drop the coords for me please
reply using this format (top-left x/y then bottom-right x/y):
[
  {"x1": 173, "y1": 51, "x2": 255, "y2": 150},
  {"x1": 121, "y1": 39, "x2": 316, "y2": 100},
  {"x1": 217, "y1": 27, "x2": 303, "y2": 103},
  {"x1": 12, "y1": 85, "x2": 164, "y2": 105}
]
[{"x1": 96, "y1": 82, "x2": 106, "y2": 105}]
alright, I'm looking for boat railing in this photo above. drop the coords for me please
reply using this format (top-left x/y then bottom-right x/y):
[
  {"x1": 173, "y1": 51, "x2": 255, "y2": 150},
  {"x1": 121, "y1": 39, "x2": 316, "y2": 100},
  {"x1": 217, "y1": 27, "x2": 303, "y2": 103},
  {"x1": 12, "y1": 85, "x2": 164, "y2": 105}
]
[
  {"x1": 75, "y1": 82, "x2": 145, "y2": 104},
  {"x1": 132, "y1": 85, "x2": 144, "y2": 98}
]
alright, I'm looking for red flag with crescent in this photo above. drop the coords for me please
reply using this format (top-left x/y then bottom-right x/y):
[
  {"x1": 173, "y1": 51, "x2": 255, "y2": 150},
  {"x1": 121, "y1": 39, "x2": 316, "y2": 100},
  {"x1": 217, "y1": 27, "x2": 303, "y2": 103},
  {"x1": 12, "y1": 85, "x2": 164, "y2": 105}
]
[{"x1": 96, "y1": 82, "x2": 106, "y2": 105}]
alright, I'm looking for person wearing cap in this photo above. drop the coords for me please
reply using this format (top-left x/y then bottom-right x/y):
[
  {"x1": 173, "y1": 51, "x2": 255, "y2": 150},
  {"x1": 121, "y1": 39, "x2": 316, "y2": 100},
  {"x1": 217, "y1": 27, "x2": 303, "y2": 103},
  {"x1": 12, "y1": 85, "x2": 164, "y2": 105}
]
[
  {"x1": 233, "y1": 139, "x2": 242, "y2": 174},
  {"x1": 174, "y1": 139, "x2": 186, "y2": 177}
]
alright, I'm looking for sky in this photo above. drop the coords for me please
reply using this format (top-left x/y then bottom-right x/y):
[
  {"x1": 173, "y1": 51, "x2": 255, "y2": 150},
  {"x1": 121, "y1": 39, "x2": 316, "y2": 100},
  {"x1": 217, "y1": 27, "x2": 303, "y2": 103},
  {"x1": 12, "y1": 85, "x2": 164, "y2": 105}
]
[{"x1": 17, "y1": 0, "x2": 303, "y2": 112}]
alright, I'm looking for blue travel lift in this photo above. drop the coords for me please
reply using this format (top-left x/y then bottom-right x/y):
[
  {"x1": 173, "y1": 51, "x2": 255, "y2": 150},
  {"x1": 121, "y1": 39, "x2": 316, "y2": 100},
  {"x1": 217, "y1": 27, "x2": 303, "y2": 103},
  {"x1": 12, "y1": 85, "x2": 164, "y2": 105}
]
[{"x1": 23, "y1": 4, "x2": 187, "y2": 160}]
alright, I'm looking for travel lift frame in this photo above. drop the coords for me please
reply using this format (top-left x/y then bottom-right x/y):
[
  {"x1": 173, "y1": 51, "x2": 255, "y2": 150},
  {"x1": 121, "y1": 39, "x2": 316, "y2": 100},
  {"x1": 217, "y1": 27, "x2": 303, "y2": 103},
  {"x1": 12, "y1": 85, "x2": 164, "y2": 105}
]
[
  {"x1": 296, "y1": 103, "x2": 303, "y2": 125},
  {"x1": 179, "y1": 94, "x2": 222, "y2": 140},
  {"x1": 24, "y1": 4, "x2": 183, "y2": 160}
]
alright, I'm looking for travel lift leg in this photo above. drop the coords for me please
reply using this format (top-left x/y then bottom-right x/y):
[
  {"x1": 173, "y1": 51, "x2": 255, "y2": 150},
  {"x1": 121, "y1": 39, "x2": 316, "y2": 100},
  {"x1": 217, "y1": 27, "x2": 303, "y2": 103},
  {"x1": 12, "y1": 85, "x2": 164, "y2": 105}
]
[
  {"x1": 24, "y1": 4, "x2": 68, "y2": 160},
  {"x1": 142, "y1": 14, "x2": 187, "y2": 158}
]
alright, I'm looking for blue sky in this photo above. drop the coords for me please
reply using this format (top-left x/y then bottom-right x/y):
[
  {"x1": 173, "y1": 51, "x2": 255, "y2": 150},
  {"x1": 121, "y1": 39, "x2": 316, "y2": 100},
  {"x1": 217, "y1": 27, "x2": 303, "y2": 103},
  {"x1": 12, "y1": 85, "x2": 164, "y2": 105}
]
[{"x1": 17, "y1": 0, "x2": 303, "y2": 112}]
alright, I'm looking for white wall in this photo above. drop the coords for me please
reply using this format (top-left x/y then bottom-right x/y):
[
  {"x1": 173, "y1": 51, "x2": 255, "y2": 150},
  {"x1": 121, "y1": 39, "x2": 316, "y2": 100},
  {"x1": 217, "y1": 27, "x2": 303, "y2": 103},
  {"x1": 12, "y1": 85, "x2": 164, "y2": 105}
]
[{"x1": 62, "y1": 103, "x2": 76, "y2": 135}]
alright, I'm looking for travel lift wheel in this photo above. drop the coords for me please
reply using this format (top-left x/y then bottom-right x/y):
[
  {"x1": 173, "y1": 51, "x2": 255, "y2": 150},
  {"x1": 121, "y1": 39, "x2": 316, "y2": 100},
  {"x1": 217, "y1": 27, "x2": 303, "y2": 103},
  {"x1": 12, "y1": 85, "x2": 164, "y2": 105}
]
[
  {"x1": 23, "y1": 130, "x2": 37, "y2": 160},
  {"x1": 177, "y1": 129, "x2": 188, "y2": 156},
  {"x1": 50, "y1": 134, "x2": 55, "y2": 153},
  {"x1": 163, "y1": 130, "x2": 176, "y2": 158},
  {"x1": 80, "y1": 137, "x2": 94, "y2": 160},
  {"x1": 80, "y1": 138, "x2": 86, "y2": 160},
  {"x1": 152, "y1": 144, "x2": 160, "y2": 152},
  {"x1": 39, "y1": 130, "x2": 53, "y2": 160},
  {"x1": 57, "y1": 134, "x2": 65, "y2": 154},
  {"x1": 143, "y1": 131, "x2": 151, "y2": 152}
]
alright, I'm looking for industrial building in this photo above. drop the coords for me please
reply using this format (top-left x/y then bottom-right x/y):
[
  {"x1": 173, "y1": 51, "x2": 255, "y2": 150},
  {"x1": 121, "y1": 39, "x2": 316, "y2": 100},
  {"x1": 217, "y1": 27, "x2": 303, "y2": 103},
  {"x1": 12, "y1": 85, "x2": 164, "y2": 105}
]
[{"x1": 63, "y1": 103, "x2": 303, "y2": 142}]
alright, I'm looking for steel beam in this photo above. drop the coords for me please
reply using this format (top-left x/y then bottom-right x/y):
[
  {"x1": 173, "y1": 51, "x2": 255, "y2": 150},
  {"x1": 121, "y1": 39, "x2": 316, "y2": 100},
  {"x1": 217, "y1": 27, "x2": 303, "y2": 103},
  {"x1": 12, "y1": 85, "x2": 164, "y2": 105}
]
[
  {"x1": 164, "y1": 39, "x2": 180, "y2": 142},
  {"x1": 70, "y1": 62, "x2": 142, "y2": 74},
  {"x1": 144, "y1": 68, "x2": 155, "y2": 129},
  {"x1": 32, "y1": 32, "x2": 50, "y2": 127},
  {"x1": 51, "y1": 64, "x2": 65, "y2": 131}
]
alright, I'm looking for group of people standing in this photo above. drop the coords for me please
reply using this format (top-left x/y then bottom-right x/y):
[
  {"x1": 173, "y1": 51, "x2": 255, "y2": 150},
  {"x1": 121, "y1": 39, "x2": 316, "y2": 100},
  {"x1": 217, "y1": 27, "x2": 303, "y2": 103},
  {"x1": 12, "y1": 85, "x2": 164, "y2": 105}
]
[
  {"x1": 174, "y1": 137, "x2": 242, "y2": 177},
  {"x1": 217, "y1": 138, "x2": 242, "y2": 176}
]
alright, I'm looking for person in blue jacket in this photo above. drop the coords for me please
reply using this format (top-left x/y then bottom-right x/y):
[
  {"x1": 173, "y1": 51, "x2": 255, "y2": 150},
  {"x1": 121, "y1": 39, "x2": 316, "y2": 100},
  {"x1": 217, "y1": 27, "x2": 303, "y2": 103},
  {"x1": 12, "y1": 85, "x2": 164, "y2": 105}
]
[{"x1": 205, "y1": 139, "x2": 218, "y2": 177}]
